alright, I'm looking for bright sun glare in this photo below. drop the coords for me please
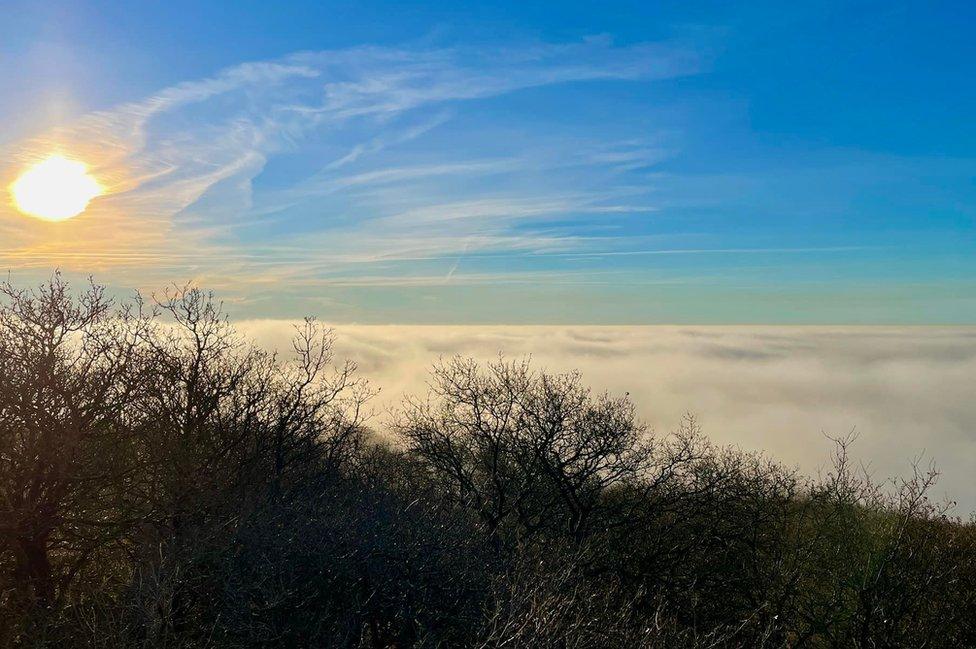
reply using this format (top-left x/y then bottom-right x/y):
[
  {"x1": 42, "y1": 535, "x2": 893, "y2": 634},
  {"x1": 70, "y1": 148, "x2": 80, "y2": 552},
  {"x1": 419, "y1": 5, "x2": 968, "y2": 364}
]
[{"x1": 9, "y1": 154, "x2": 103, "y2": 222}]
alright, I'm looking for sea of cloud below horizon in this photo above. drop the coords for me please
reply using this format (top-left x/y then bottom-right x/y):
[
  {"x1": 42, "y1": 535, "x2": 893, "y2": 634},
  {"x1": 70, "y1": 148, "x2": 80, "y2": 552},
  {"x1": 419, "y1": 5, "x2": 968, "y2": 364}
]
[{"x1": 231, "y1": 323, "x2": 976, "y2": 516}]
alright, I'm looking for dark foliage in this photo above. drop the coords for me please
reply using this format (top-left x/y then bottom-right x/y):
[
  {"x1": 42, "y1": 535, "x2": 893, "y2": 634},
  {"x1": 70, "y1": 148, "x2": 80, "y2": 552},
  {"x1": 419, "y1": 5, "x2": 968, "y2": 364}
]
[{"x1": 1, "y1": 275, "x2": 973, "y2": 648}]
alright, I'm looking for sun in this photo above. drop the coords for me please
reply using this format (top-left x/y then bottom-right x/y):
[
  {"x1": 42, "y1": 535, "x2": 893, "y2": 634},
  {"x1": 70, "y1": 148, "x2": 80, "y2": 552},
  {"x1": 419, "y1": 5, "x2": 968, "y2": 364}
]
[{"x1": 9, "y1": 154, "x2": 104, "y2": 222}]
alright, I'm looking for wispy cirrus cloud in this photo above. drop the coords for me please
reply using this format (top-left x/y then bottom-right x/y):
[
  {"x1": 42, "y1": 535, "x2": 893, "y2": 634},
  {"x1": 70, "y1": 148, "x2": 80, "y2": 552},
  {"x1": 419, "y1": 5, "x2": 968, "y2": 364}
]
[{"x1": 0, "y1": 37, "x2": 702, "y2": 294}]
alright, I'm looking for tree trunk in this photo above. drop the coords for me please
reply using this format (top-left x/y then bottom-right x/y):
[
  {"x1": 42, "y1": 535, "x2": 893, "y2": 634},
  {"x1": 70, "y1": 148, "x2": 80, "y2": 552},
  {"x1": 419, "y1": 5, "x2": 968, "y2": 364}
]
[{"x1": 15, "y1": 533, "x2": 54, "y2": 609}]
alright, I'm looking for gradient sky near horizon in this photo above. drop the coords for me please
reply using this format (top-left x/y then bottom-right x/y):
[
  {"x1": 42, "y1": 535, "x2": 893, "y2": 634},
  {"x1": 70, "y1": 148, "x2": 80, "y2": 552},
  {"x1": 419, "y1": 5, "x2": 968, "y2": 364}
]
[{"x1": 1, "y1": 1, "x2": 973, "y2": 323}]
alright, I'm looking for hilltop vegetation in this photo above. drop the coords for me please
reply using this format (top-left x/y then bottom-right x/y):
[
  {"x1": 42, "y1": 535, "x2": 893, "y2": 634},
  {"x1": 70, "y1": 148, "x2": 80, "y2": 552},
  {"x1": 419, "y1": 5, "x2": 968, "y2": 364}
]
[{"x1": 1, "y1": 276, "x2": 974, "y2": 648}]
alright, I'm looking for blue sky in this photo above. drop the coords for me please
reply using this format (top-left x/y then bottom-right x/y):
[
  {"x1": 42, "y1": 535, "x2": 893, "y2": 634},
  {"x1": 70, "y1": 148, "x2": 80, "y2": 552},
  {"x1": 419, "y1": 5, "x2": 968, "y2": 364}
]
[{"x1": 0, "y1": 0, "x2": 973, "y2": 323}]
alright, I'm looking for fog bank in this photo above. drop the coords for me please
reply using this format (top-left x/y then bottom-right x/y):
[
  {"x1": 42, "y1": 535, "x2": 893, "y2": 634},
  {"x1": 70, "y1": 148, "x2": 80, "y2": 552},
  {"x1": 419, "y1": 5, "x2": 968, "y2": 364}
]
[{"x1": 239, "y1": 323, "x2": 976, "y2": 514}]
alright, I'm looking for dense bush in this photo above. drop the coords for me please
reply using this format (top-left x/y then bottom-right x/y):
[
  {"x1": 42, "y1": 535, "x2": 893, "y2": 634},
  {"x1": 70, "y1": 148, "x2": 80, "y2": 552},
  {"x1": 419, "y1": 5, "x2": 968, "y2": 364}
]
[{"x1": 1, "y1": 275, "x2": 973, "y2": 648}]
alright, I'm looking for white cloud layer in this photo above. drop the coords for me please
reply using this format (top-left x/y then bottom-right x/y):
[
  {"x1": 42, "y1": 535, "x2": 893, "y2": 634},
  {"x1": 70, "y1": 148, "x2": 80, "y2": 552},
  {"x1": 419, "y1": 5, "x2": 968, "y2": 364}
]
[{"x1": 238, "y1": 322, "x2": 976, "y2": 514}]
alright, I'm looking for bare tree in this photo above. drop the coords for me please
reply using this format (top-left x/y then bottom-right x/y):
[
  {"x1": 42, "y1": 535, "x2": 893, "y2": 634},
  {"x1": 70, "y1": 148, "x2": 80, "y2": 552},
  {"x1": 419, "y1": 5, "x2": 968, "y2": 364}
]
[
  {"x1": 0, "y1": 273, "x2": 150, "y2": 635},
  {"x1": 395, "y1": 356, "x2": 651, "y2": 542},
  {"x1": 123, "y1": 285, "x2": 372, "y2": 643}
]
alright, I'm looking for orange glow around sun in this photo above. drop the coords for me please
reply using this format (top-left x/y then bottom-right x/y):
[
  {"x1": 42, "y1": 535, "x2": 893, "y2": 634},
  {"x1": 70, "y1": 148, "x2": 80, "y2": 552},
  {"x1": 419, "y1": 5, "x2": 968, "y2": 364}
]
[{"x1": 9, "y1": 154, "x2": 104, "y2": 222}]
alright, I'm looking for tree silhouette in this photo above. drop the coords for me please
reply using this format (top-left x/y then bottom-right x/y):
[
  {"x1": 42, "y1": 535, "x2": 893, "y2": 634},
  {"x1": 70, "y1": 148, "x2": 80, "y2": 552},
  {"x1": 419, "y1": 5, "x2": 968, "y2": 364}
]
[{"x1": 0, "y1": 274, "x2": 973, "y2": 648}]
